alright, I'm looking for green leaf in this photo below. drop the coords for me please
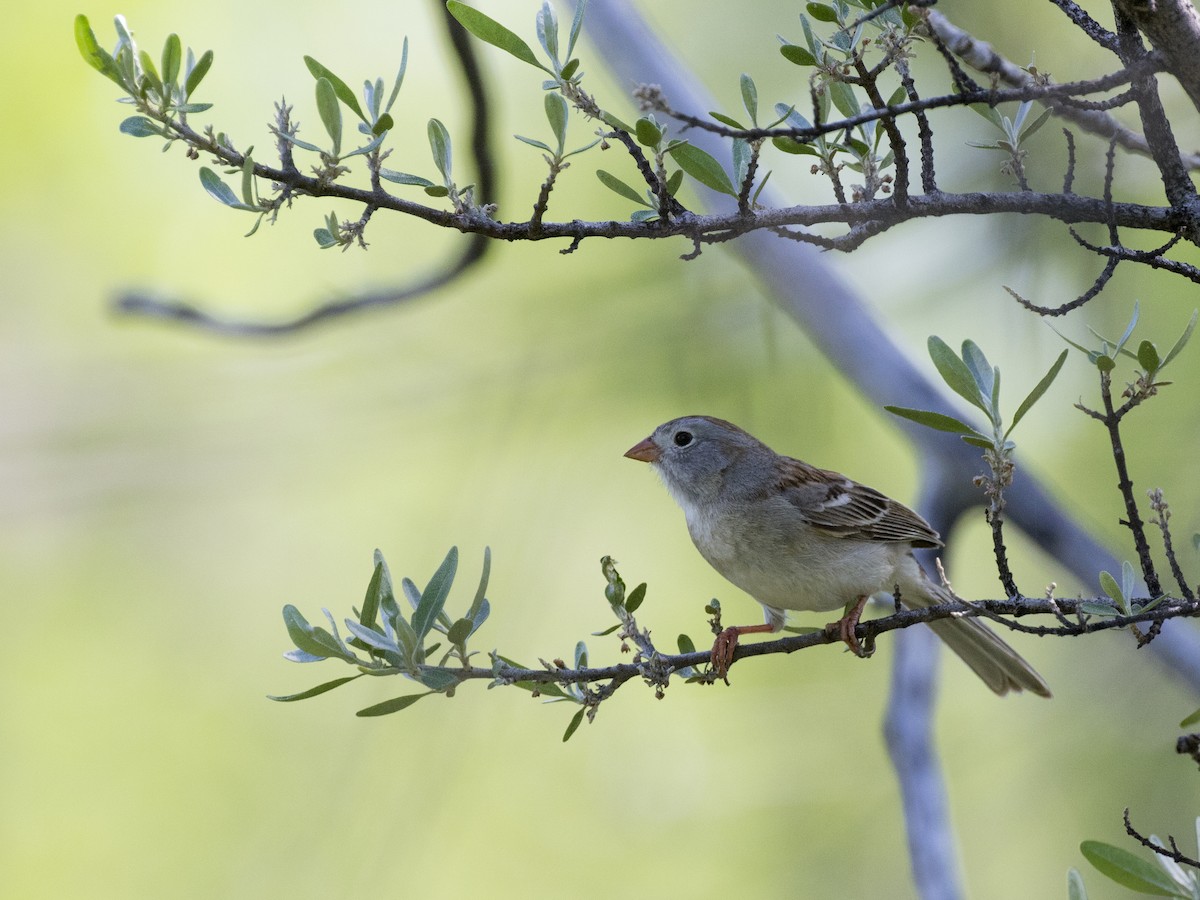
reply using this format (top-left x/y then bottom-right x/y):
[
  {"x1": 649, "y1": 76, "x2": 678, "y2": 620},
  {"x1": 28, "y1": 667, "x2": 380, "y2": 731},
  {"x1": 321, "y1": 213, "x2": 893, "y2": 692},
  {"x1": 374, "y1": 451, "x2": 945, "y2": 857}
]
[
  {"x1": 119, "y1": 116, "x2": 164, "y2": 138},
  {"x1": 710, "y1": 111, "x2": 746, "y2": 130},
  {"x1": 779, "y1": 43, "x2": 817, "y2": 67},
  {"x1": 303, "y1": 56, "x2": 366, "y2": 122},
  {"x1": 446, "y1": 1, "x2": 551, "y2": 72},
  {"x1": 1180, "y1": 707, "x2": 1200, "y2": 728},
  {"x1": 199, "y1": 167, "x2": 258, "y2": 211},
  {"x1": 1136, "y1": 339, "x2": 1160, "y2": 373},
  {"x1": 240, "y1": 155, "x2": 256, "y2": 206},
  {"x1": 806, "y1": 2, "x2": 840, "y2": 22},
  {"x1": 562, "y1": 707, "x2": 585, "y2": 742},
  {"x1": 772, "y1": 136, "x2": 819, "y2": 156},
  {"x1": 599, "y1": 110, "x2": 633, "y2": 133},
  {"x1": 418, "y1": 667, "x2": 459, "y2": 691},
  {"x1": 313, "y1": 227, "x2": 338, "y2": 248},
  {"x1": 884, "y1": 406, "x2": 987, "y2": 439},
  {"x1": 268, "y1": 674, "x2": 365, "y2": 702},
  {"x1": 1066, "y1": 868, "x2": 1088, "y2": 900},
  {"x1": 1079, "y1": 841, "x2": 1188, "y2": 897},
  {"x1": 560, "y1": 58, "x2": 580, "y2": 80},
  {"x1": 1007, "y1": 349, "x2": 1067, "y2": 436},
  {"x1": 184, "y1": 49, "x2": 214, "y2": 97},
  {"x1": 1161, "y1": 309, "x2": 1198, "y2": 370},
  {"x1": 428, "y1": 118, "x2": 452, "y2": 181},
  {"x1": 160, "y1": 33, "x2": 181, "y2": 85},
  {"x1": 372, "y1": 113, "x2": 394, "y2": 136},
  {"x1": 412, "y1": 547, "x2": 458, "y2": 642},
  {"x1": 574, "y1": 641, "x2": 588, "y2": 669},
  {"x1": 669, "y1": 143, "x2": 737, "y2": 196},
  {"x1": 677, "y1": 634, "x2": 697, "y2": 655},
  {"x1": 927, "y1": 336, "x2": 990, "y2": 414},
  {"x1": 379, "y1": 169, "x2": 436, "y2": 187},
  {"x1": 596, "y1": 170, "x2": 649, "y2": 205},
  {"x1": 315, "y1": 77, "x2": 342, "y2": 154},
  {"x1": 545, "y1": 91, "x2": 569, "y2": 155},
  {"x1": 635, "y1": 116, "x2": 662, "y2": 147},
  {"x1": 447, "y1": 618, "x2": 473, "y2": 645},
  {"x1": 356, "y1": 693, "x2": 431, "y2": 717},
  {"x1": 740, "y1": 73, "x2": 758, "y2": 125},
  {"x1": 75, "y1": 15, "x2": 122, "y2": 85}
]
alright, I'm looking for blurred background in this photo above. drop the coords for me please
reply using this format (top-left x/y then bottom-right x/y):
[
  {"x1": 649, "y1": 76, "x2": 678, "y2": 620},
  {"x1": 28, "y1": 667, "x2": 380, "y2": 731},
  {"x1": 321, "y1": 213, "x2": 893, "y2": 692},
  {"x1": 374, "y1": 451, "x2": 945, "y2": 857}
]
[{"x1": 5, "y1": 0, "x2": 1200, "y2": 896}]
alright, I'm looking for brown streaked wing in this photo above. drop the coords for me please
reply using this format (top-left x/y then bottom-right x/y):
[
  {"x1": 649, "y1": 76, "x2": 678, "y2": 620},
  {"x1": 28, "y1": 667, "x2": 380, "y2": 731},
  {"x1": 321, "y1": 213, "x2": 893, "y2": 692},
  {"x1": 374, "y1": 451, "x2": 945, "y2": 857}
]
[{"x1": 775, "y1": 457, "x2": 943, "y2": 547}]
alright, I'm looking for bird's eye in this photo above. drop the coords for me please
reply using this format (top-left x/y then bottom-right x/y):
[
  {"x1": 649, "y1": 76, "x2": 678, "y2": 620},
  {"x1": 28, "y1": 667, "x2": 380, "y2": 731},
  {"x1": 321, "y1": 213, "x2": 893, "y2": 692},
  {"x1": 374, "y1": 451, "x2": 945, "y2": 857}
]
[{"x1": 673, "y1": 430, "x2": 693, "y2": 447}]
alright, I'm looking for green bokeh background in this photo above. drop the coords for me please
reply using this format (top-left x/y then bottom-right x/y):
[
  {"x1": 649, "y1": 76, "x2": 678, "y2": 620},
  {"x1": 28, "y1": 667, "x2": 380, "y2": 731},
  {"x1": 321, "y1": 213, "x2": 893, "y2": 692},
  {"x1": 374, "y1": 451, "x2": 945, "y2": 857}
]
[{"x1": 6, "y1": 1, "x2": 1200, "y2": 897}]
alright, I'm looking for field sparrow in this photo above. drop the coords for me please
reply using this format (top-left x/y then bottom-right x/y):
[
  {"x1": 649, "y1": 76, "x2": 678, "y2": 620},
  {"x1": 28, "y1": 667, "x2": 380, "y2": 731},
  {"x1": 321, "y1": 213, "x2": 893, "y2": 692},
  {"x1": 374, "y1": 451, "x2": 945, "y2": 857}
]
[{"x1": 624, "y1": 415, "x2": 1050, "y2": 696}]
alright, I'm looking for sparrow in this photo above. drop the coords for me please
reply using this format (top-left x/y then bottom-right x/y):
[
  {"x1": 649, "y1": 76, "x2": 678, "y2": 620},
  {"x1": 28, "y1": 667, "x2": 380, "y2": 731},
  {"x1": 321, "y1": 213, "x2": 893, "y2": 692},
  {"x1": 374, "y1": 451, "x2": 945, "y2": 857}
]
[{"x1": 624, "y1": 415, "x2": 1050, "y2": 696}]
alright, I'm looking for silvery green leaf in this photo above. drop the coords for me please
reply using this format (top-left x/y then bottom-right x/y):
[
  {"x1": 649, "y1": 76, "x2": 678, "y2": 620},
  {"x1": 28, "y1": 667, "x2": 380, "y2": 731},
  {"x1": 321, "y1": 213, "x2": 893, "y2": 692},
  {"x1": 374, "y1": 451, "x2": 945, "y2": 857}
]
[
  {"x1": 119, "y1": 116, "x2": 164, "y2": 137},
  {"x1": 1120, "y1": 560, "x2": 1136, "y2": 611},
  {"x1": 928, "y1": 336, "x2": 990, "y2": 414},
  {"x1": 341, "y1": 132, "x2": 386, "y2": 159},
  {"x1": 545, "y1": 91, "x2": 569, "y2": 155},
  {"x1": 467, "y1": 546, "x2": 490, "y2": 622},
  {"x1": 313, "y1": 227, "x2": 337, "y2": 248},
  {"x1": 1161, "y1": 309, "x2": 1198, "y2": 370},
  {"x1": 740, "y1": 73, "x2": 758, "y2": 124},
  {"x1": 418, "y1": 668, "x2": 459, "y2": 691},
  {"x1": 275, "y1": 132, "x2": 324, "y2": 153},
  {"x1": 960, "y1": 340, "x2": 997, "y2": 412},
  {"x1": 199, "y1": 167, "x2": 258, "y2": 211},
  {"x1": 428, "y1": 118, "x2": 452, "y2": 181},
  {"x1": 385, "y1": 38, "x2": 408, "y2": 114},
  {"x1": 574, "y1": 641, "x2": 588, "y2": 669},
  {"x1": 515, "y1": 134, "x2": 553, "y2": 152},
  {"x1": 315, "y1": 77, "x2": 342, "y2": 154},
  {"x1": 536, "y1": 1, "x2": 559, "y2": 63},
  {"x1": 566, "y1": 0, "x2": 587, "y2": 59},
  {"x1": 732, "y1": 138, "x2": 751, "y2": 186},
  {"x1": 1066, "y1": 868, "x2": 1088, "y2": 900},
  {"x1": 773, "y1": 103, "x2": 812, "y2": 131}
]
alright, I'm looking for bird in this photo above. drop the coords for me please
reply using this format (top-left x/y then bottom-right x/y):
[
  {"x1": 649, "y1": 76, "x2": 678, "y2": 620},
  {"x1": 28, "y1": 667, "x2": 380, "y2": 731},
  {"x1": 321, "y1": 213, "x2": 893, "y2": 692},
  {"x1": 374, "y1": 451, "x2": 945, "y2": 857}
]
[{"x1": 624, "y1": 415, "x2": 1050, "y2": 696}]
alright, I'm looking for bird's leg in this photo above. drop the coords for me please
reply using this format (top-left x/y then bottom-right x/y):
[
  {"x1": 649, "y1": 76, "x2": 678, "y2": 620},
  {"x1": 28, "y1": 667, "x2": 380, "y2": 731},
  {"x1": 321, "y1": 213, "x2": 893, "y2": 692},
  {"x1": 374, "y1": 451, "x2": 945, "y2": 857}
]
[
  {"x1": 711, "y1": 623, "x2": 777, "y2": 682},
  {"x1": 827, "y1": 595, "x2": 872, "y2": 658}
]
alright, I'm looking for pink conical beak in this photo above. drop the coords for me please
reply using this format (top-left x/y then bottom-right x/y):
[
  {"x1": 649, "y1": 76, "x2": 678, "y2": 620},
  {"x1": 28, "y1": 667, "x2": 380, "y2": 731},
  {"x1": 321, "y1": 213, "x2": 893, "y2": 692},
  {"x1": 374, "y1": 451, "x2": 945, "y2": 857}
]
[{"x1": 624, "y1": 437, "x2": 661, "y2": 462}]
